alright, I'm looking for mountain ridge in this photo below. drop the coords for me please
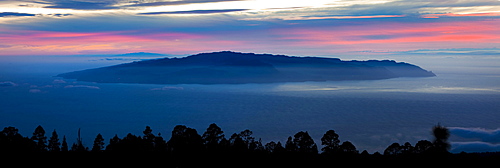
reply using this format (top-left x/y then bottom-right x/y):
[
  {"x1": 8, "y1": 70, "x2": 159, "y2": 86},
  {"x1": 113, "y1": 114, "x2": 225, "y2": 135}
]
[{"x1": 57, "y1": 51, "x2": 435, "y2": 84}]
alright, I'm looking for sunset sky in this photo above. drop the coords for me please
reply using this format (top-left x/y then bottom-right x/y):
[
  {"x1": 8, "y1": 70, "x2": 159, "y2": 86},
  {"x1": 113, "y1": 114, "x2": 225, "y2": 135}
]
[
  {"x1": 1, "y1": 1, "x2": 500, "y2": 154},
  {"x1": 1, "y1": 0, "x2": 499, "y2": 56}
]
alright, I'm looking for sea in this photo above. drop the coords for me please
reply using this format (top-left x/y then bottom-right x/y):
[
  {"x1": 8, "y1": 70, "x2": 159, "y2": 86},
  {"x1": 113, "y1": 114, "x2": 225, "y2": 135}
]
[{"x1": 1, "y1": 55, "x2": 499, "y2": 153}]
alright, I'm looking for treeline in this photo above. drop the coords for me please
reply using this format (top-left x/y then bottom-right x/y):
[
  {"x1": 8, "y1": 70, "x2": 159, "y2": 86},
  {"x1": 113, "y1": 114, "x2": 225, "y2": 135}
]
[{"x1": 1, "y1": 123, "x2": 498, "y2": 163}]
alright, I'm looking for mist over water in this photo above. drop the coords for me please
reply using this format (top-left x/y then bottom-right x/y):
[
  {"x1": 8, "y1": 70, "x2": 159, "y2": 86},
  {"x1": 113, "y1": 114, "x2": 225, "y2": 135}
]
[{"x1": 1, "y1": 55, "x2": 499, "y2": 153}]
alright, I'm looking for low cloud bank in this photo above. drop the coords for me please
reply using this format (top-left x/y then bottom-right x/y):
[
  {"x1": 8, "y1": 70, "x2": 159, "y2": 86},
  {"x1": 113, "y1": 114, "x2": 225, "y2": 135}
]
[
  {"x1": 449, "y1": 127, "x2": 500, "y2": 153},
  {"x1": 449, "y1": 127, "x2": 500, "y2": 143},
  {"x1": 451, "y1": 141, "x2": 500, "y2": 153}
]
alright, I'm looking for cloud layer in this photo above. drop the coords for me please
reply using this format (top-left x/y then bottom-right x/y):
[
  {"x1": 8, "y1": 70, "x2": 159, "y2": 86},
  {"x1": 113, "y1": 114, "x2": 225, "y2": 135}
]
[
  {"x1": 451, "y1": 141, "x2": 500, "y2": 153},
  {"x1": 450, "y1": 127, "x2": 500, "y2": 143},
  {"x1": 1, "y1": 0, "x2": 499, "y2": 56},
  {"x1": 21, "y1": 0, "x2": 245, "y2": 10},
  {"x1": 139, "y1": 9, "x2": 247, "y2": 15}
]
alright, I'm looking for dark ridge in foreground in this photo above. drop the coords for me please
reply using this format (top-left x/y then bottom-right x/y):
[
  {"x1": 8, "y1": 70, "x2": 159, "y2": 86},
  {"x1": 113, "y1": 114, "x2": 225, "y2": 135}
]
[{"x1": 57, "y1": 51, "x2": 435, "y2": 84}]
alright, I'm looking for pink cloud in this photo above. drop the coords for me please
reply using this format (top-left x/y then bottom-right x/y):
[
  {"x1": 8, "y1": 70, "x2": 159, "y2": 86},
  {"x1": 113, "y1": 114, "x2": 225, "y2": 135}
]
[
  {"x1": 421, "y1": 12, "x2": 500, "y2": 18},
  {"x1": 273, "y1": 20, "x2": 500, "y2": 52},
  {"x1": 0, "y1": 30, "x2": 237, "y2": 55},
  {"x1": 0, "y1": 18, "x2": 498, "y2": 56}
]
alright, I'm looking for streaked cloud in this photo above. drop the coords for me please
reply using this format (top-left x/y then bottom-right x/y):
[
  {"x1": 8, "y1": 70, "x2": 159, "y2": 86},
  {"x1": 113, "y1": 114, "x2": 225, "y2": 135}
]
[
  {"x1": 124, "y1": 0, "x2": 245, "y2": 8},
  {"x1": 380, "y1": 48, "x2": 500, "y2": 55},
  {"x1": 0, "y1": 12, "x2": 36, "y2": 17},
  {"x1": 139, "y1": 9, "x2": 247, "y2": 15},
  {"x1": 18, "y1": 0, "x2": 246, "y2": 10},
  {"x1": 0, "y1": 81, "x2": 18, "y2": 87},
  {"x1": 151, "y1": 86, "x2": 184, "y2": 91},
  {"x1": 241, "y1": 14, "x2": 406, "y2": 21},
  {"x1": 64, "y1": 85, "x2": 100, "y2": 89},
  {"x1": 39, "y1": 0, "x2": 119, "y2": 10},
  {"x1": 421, "y1": 12, "x2": 500, "y2": 19}
]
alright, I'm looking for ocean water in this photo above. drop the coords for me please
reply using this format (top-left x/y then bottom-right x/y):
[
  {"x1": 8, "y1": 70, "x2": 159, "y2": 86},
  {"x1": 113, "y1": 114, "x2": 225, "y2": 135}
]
[{"x1": 1, "y1": 55, "x2": 499, "y2": 153}]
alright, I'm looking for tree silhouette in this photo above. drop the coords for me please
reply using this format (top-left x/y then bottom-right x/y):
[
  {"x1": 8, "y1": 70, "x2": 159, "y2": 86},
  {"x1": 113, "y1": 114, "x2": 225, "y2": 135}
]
[
  {"x1": 414, "y1": 140, "x2": 433, "y2": 154},
  {"x1": 1, "y1": 127, "x2": 19, "y2": 137},
  {"x1": 360, "y1": 150, "x2": 370, "y2": 156},
  {"x1": 384, "y1": 142, "x2": 401, "y2": 156},
  {"x1": 239, "y1": 129, "x2": 255, "y2": 150},
  {"x1": 154, "y1": 133, "x2": 167, "y2": 152},
  {"x1": 1, "y1": 126, "x2": 35, "y2": 152},
  {"x1": 61, "y1": 135, "x2": 68, "y2": 152},
  {"x1": 92, "y1": 133, "x2": 105, "y2": 152},
  {"x1": 202, "y1": 123, "x2": 224, "y2": 152},
  {"x1": 339, "y1": 141, "x2": 358, "y2": 154},
  {"x1": 119, "y1": 133, "x2": 146, "y2": 152},
  {"x1": 229, "y1": 133, "x2": 246, "y2": 153},
  {"x1": 143, "y1": 126, "x2": 155, "y2": 142},
  {"x1": 292, "y1": 131, "x2": 318, "y2": 154},
  {"x1": 71, "y1": 128, "x2": 87, "y2": 152},
  {"x1": 142, "y1": 126, "x2": 155, "y2": 151},
  {"x1": 274, "y1": 141, "x2": 285, "y2": 153},
  {"x1": 321, "y1": 130, "x2": 340, "y2": 154},
  {"x1": 48, "y1": 129, "x2": 60, "y2": 152},
  {"x1": 265, "y1": 141, "x2": 284, "y2": 154},
  {"x1": 432, "y1": 124, "x2": 450, "y2": 154},
  {"x1": 31, "y1": 125, "x2": 47, "y2": 152},
  {"x1": 250, "y1": 138, "x2": 265, "y2": 152},
  {"x1": 401, "y1": 142, "x2": 414, "y2": 155},
  {"x1": 284, "y1": 136, "x2": 296, "y2": 152},
  {"x1": 167, "y1": 125, "x2": 203, "y2": 154},
  {"x1": 105, "y1": 134, "x2": 121, "y2": 151}
]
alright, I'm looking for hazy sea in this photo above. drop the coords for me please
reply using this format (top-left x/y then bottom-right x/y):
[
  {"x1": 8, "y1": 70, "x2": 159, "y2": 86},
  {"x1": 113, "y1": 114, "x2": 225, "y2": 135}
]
[{"x1": 1, "y1": 55, "x2": 499, "y2": 153}]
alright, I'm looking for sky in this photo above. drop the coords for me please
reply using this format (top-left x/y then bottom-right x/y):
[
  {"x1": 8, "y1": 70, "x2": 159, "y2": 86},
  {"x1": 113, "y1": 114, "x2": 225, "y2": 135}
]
[{"x1": 0, "y1": 0, "x2": 499, "y2": 57}]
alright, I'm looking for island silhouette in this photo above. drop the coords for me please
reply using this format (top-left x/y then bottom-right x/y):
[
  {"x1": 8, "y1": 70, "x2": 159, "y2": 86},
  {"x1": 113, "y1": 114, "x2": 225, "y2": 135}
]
[{"x1": 57, "y1": 51, "x2": 435, "y2": 84}]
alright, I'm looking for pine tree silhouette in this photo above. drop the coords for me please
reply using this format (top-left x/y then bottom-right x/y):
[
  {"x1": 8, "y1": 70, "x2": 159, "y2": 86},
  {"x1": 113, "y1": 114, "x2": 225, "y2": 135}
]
[
  {"x1": 48, "y1": 129, "x2": 60, "y2": 152},
  {"x1": 61, "y1": 135, "x2": 68, "y2": 152},
  {"x1": 92, "y1": 133, "x2": 105, "y2": 152}
]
